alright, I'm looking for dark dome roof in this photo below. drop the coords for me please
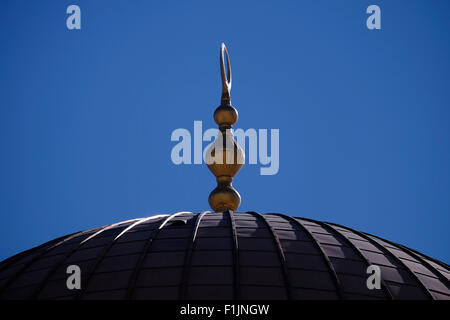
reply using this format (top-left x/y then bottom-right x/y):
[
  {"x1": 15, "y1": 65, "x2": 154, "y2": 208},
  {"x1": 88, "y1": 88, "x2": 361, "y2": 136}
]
[{"x1": 0, "y1": 211, "x2": 449, "y2": 300}]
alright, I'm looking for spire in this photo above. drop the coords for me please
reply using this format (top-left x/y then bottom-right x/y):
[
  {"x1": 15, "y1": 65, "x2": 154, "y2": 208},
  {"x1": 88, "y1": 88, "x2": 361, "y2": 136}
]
[{"x1": 205, "y1": 43, "x2": 245, "y2": 212}]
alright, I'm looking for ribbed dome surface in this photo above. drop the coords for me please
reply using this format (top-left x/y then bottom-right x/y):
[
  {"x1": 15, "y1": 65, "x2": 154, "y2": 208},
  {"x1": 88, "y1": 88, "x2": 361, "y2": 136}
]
[{"x1": 0, "y1": 211, "x2": 449, "y2": 300}]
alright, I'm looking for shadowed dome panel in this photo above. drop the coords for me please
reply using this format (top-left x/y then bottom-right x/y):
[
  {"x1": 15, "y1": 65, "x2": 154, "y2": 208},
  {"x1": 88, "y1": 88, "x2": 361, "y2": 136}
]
[{"x1": 0, "y1": 212, "x2": 449, "y2": 300}]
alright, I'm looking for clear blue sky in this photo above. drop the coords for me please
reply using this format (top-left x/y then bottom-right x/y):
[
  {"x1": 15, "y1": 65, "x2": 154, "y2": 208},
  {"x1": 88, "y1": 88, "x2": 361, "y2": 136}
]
[{"x1": 0, "y1": 0, "x2": 449, "y2": 263}]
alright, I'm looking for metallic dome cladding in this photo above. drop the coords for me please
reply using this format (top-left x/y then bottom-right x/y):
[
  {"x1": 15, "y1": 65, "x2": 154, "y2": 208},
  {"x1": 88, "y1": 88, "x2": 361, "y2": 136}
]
[{"x1": 0, "y1": 211, "x2": 449, "y2": 300}]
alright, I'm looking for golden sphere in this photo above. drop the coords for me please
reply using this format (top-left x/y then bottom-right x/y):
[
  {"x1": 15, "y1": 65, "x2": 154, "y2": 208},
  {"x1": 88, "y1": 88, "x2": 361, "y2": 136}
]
[
  {"x1": 214, "y1": 104, "x2": 238, "y2": 128},
  {"x1": 208, "y1": 185, "x2": 241, "y2": 212}
]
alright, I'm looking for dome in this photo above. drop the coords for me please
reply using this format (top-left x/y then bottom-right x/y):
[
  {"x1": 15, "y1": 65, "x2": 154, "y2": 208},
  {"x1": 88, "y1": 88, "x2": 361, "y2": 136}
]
[{"x1": 0, "y1": 211, "x2": 449, "y2": 300}]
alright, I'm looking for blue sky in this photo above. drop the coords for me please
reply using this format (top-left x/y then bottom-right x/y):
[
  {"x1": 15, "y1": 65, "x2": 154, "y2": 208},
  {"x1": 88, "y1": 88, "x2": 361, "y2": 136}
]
[{"x1": 0, "y1": 0, "x2": 449, "y2": 263}]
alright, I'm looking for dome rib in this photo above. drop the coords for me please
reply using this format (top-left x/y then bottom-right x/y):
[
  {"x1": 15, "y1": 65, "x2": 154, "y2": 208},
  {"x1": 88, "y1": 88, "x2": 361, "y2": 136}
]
[
  {"x1": 73, "y1": 220, "x2": 138, "y2": 299},
  {"x1": 114, "y1": 216, "x2": 170, "y2": 241},
  {"x1": 0, "y1": 232, "x2": 75, "y2": 276},
  {"x1": 363, "y1": 232, "x2": 450, "y2": 299},
  {"x1": 397, "y1": 244, "x2": 450, "y2": 291},
  {"x1": 32, "y1": 219, "x2": 153, "y2": 299},
  {"x1": 403, "y1": 246, "x2": 450, "y2": 282},
  {"x1": 0, "y1": 229, "x2": 91, "y2": 299},
  {"x1": 328, "y1": 222, "x2": 436, "y2": 299},
  {"x1": 80, "y1": 219, "x2": 140, "y2": 245},
  {"x1": 320, "y1": 222, "x2": 394, "y2": 299},
  {"x1": 179, "y1": 211, "x2": 210, "y2": 299},
  {"x1": 247, "y1": 212, "x2": 293, "y2": 300},
  {"x1": 125, "y1": 212, "x2": 193, "y2": 299},
  {"x1": 402, "y1": 243, "x2": 450, "y2": 275},
  {"x1": 31, "y1": 228, "x2": 108, "y2": 299},
  {"x1": 365, "y1": 231, "x2": 450, "y2": 289},
  {"x1": 275, "y1": 215, "x2": 344, "y2": 299},
  {"x1": 292, "y1": 217, "x2": 390, "y2": 299},
  {"x1": 227, "y1": 210, "x2": 240, "y2": 300}
]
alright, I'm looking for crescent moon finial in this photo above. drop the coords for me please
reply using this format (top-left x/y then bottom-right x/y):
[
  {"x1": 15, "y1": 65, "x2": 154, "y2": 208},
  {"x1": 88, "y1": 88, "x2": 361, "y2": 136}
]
[
  {"x1": 220, "y1": 43, "x2": 232, "y2": 105},
  {"x1": 206, "y1": 43, "x2": 244, "y2": 212}
]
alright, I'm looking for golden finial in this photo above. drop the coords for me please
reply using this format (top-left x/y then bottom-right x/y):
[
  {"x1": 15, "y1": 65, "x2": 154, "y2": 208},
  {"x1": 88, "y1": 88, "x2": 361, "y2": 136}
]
[{"x1": 205, "y1": 43, "x2": 245, "y2": 212}]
